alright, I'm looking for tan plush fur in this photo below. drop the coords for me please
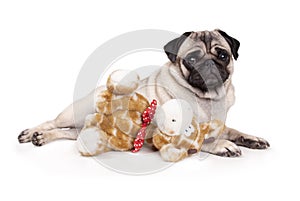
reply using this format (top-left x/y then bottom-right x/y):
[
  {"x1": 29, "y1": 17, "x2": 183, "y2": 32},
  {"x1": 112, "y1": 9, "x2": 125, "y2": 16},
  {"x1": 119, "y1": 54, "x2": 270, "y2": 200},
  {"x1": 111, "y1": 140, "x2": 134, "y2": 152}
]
[
  {"x1": 152, "y1": 119, "x2": 224, "y2": 162},
  {"x1": 77, "y1": 70, "x2": 225, "y2": 162},
  {"x1": 77, "y1": 70, "x2": 152, "y2": 156}
]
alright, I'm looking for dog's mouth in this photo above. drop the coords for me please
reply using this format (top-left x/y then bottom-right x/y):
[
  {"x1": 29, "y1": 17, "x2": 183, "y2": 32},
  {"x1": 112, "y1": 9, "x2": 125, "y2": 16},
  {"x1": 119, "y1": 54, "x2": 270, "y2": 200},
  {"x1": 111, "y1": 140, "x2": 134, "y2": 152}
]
[
  {"x1": 183, "y1": 59, "x2": 230, "y2": 92},
  {"x1": 203, "y1": 73, "x2": 222, "y2": 86},
  {"x1": 188, "y1": 72, "x2": 224, "y2": 92}
]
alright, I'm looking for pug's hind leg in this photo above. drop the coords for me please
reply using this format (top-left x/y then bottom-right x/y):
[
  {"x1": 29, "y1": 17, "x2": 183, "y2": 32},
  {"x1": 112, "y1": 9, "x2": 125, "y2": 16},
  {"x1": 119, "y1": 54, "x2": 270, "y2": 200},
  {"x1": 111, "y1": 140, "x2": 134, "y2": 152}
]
[{"x1": 32, "y1": 128, "x2": 79, "y2": 146}]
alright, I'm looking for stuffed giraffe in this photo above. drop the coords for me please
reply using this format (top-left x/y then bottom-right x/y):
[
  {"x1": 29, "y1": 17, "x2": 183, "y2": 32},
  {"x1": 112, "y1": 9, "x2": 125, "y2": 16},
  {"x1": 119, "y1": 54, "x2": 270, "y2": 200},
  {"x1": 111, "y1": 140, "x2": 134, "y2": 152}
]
[{"x1": 77, "y1": 70, "x2": 225, "y2": 162}]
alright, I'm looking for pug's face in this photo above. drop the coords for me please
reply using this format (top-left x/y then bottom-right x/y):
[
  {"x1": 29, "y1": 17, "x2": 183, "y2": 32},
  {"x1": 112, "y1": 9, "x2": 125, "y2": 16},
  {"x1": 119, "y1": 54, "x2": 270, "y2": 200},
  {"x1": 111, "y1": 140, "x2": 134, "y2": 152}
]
[{"x1": 164, "y1": 30, "x2": 240, "y2": 92}]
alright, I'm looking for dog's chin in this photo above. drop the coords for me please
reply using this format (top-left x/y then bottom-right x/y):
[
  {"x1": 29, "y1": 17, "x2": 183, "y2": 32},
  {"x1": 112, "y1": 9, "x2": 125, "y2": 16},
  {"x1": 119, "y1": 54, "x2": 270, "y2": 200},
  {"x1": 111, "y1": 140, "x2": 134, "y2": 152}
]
[{"x1": 188, "y1": 77, "x2": 224, "y2": 93}]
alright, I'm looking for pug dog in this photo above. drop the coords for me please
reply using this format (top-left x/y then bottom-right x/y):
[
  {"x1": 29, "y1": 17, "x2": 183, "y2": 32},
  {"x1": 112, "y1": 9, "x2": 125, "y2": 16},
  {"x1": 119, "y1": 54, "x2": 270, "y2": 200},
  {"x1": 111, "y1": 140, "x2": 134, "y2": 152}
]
[
  {"x1": 18, "y1": 29, "x2": 269, "y2": 157},
  {"x1": 137, "y1": 30, "x2": 270, "y2": 156}
]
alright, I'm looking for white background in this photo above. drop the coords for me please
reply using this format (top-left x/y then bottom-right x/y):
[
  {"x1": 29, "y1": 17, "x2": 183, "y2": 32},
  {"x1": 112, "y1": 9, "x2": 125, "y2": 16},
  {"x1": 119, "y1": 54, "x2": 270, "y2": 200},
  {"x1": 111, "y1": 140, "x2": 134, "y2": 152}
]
[{"x1": 1, "y1": 0, "x2": 299, "y2": 200}]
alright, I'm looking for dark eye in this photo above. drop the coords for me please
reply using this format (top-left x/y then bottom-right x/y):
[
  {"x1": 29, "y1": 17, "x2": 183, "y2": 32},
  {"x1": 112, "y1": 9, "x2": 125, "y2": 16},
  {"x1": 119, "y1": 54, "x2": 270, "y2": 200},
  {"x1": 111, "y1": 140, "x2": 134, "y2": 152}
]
[
  {"x1": 217, "y1": 50, "x2": 228, "y2": 61},
  {"x1": 187, "y1": 57, "x2": 197, "y2": 64},
  {"x1": 172, "y1": 119, "x2": 176, "y2": 122},
  {"x1": 185, "y1": 50, "x2": 201, "y2": 65}
]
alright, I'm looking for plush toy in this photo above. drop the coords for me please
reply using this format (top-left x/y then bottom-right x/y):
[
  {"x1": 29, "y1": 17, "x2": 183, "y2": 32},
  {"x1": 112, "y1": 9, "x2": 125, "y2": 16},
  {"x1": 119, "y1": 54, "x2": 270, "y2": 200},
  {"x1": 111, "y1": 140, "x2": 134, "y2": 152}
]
[
  {"x1": 151, "y1": 99, "x2": 224, "y2": 162},
  {"x1": 77, "y1": 69, "x2": 225, "y2": 162},
  {"x1": 77, "y1": 69, "x2": 150, "y2": 156}
]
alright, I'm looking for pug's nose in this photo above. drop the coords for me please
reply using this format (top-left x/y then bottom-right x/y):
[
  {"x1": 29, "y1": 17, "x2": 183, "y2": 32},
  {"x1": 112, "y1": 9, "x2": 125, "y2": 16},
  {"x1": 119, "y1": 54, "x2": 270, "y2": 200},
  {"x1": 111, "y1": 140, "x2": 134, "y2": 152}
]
[{"x1": 205, "y1": 59, "x2": 216, "y2": 67}]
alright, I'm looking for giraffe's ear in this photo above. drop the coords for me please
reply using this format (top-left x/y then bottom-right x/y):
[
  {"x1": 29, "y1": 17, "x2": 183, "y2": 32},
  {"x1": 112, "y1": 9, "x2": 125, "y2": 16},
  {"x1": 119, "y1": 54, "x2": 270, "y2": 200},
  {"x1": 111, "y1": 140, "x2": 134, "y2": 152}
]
[{"x1": 106, "y1": 70, "x2": 140, "y2": 95}]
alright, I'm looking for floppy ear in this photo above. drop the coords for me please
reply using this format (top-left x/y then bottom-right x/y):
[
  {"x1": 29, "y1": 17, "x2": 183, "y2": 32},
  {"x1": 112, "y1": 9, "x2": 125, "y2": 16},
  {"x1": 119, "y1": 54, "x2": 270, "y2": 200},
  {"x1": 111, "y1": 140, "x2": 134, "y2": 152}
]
[
  {"x1": 164, "y1": 32, "x2": 192, "y2": 63},
  {"x1": 217, "y1": 30, "x2": 240, "y2": 60}
]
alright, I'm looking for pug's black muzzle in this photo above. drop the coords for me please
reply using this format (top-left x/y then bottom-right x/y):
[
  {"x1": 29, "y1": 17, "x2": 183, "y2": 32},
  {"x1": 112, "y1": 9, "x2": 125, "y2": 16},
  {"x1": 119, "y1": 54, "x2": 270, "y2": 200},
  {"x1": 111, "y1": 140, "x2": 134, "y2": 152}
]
[{"x1": 187, "y1": 59, "x2": 227, "y2": 92}]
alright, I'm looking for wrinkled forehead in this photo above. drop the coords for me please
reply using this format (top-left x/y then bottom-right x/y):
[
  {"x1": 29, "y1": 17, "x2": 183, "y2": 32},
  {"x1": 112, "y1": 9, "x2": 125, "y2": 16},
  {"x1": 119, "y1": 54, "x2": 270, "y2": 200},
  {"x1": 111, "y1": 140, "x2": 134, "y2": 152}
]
[{"x1": 178, "y1": 30, "x2": 230, "y2": 57}]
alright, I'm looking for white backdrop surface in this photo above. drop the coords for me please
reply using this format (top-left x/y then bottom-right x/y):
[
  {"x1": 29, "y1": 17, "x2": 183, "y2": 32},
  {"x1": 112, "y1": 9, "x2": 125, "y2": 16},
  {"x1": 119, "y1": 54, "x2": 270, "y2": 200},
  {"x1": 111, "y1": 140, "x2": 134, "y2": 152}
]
[{"x1": 1, "y1": 0, "x2": 299, "y2": 201}]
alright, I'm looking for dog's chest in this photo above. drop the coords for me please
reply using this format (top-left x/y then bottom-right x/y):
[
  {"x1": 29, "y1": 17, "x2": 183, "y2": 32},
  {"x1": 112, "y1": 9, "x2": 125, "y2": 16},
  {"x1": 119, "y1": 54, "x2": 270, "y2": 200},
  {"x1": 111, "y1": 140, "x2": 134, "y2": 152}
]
[{"x1": 137, "y1": 65, "x2": 235, "y2": 123}]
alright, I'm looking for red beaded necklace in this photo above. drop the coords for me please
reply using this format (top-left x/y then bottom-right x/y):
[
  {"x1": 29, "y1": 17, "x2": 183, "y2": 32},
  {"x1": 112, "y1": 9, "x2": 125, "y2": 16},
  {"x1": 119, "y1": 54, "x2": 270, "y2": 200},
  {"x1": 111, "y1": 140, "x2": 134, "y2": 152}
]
[{"x1": 131, "y1": 99, "x2": 157, "y2": 153}]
